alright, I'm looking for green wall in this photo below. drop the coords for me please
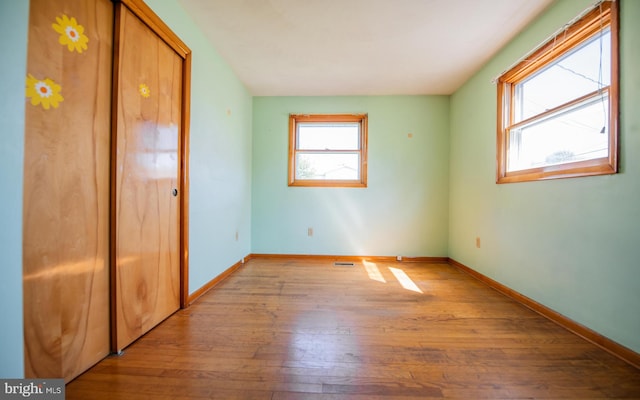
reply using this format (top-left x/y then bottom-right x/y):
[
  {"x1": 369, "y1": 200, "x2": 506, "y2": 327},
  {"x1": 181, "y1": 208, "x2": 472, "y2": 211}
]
[
  {"x1": 145, "y1": 0, "x2": 253, "y2": 295},
  {"x1": 252, "y1": 96, "x2": 449, "y2": 257},
  {"x1": 449, "y1": 0, "x2": 640, "y2": 353},
  {"x1": 0, "y1": 0, "x2": 29, "y2": 379}
]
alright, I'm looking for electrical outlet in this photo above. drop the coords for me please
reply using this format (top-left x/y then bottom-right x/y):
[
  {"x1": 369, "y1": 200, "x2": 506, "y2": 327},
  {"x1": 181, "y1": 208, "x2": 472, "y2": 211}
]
[
  {"x1": 308, "y1": 227, "x2": 313, "y2": 237},
  {"x1": 476, "y1": 237, "x2": 481, "y2": 248},
  {"x1": 396, "y1": 255, "x2": 402, "y2": 261},
  {"x1": 235, "y1": 231, "x2": 239, "y2": 241}
]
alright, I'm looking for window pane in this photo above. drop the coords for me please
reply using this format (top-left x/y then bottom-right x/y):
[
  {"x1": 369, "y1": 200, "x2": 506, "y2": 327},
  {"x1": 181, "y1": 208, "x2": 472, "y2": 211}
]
[
  {"x1": 297, "y1": 123, "x2": 360, "y2": 150},
  {"x1": 296, "y1": 153, "x2": 360, "y2": 180},
  {"x1": 516, "y1": 29, "x2": 610, "y2": 122},
  {"x1": 508, "y1": 93, "x2": 609, "y2": 172}
]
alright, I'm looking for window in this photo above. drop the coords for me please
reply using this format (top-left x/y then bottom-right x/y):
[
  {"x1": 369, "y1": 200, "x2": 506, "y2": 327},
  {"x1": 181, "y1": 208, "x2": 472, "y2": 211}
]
[
  {"x1": 288, "y1": 114, "x2": 368, "y2": 187},
  {"x1": 496, "y1": 0, "x2": 618, "y2": 183}
]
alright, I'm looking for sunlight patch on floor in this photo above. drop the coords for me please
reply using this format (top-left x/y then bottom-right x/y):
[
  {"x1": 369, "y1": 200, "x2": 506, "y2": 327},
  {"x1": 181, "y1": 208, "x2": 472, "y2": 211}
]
[
  {"x1": 362, "y1": 260, "x2": 386, "y2": 283},
  {"x1": 389, "y1": 267, "x2": 423, "y2": 293}
]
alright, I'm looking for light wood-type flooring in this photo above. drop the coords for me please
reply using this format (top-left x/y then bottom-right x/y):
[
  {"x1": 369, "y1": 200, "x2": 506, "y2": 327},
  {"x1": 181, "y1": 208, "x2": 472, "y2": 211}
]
[{"x1": 67, "y1": 258, "x2": 640, "y2": 399}]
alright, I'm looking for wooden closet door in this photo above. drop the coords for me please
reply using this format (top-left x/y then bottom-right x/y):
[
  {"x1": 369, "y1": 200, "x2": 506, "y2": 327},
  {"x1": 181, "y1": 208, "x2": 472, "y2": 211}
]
[
  {"x1": 112, "y1": 3, "x2": 183, "y2": 351},
  {"x1": 22, "y1": 0, "x2": 112, "y2": 382}
]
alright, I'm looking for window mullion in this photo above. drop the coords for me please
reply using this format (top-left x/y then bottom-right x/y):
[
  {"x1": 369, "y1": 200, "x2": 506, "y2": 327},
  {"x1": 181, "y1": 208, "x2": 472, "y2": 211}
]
[{"x1": 507, "y1": 87, "x2": 610, "y2": 132}]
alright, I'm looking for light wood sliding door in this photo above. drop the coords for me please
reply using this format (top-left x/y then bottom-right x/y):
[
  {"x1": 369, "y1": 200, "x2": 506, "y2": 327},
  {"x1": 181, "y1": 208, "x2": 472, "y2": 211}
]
[
  {"x1": 111, "y1": 0, "x2": 191, "y2": 352},
  {"x1": 23, "y1": 0, "x2": 113, "y2": 382}
]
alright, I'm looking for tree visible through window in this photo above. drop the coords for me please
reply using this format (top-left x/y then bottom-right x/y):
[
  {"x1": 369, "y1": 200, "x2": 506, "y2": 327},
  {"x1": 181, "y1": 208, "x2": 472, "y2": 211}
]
[
  {"x1": 288, "y1": 114, "x2": 368, "y2": 187},
  {"x1": 496, "y1": 0, "x2": 618, "y2": 183}
]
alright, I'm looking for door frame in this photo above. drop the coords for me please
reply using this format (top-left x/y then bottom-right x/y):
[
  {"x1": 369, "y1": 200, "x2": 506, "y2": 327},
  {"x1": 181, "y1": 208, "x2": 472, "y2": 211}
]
[{"x1": 110, "y1": 0, "x2": 191, "y2": 352}]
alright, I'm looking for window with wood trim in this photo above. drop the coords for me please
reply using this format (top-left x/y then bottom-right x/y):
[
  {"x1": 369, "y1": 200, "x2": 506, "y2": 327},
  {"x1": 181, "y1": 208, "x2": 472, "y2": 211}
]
[
  {"x1": 288, "y1": 114, "x2": 368, "y2": 187},
  {"x1": 496, "y1": 0, "x2": 618, "y2": 184}
]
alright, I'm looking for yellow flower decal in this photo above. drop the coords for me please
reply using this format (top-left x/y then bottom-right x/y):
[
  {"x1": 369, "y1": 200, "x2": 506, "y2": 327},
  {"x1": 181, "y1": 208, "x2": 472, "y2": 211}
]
[
  {"x1": 52, "y1": 15, "x2": 89, "y2": 53},
  {"x1": 26, "y1": 74, "x2": 64, "y2": 110},
  {"x1": 139, "y1": 83, "x2": 151, "y2": 98}
]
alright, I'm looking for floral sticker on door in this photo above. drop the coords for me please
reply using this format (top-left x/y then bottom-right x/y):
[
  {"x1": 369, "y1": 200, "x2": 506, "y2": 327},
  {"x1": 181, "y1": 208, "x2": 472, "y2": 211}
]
[
  {"x1": 26, "y1": 74, "x2": 64, "y2": 109},
  {"x1": 52, "y1": 15, "x2": 89, "y2": 53},
  {"x1": 139, "y1": 83, "x2": 151, "y2": 98}
]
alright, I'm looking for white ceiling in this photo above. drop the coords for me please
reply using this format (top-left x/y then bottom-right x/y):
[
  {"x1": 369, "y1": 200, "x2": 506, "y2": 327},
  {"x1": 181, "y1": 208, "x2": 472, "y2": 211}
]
[{"x1": 178, "y1": 0, "x2": 555, "y2": 96}]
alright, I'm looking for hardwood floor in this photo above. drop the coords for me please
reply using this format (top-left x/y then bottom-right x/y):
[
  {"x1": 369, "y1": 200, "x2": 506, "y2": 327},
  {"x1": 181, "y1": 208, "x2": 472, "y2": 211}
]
[{"x1": 66, "y1": 258, "x2": 640, "y2": 399}]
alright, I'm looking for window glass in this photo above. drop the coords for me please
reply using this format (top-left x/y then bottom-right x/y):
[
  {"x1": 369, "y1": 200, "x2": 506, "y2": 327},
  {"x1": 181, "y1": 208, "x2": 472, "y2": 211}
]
[
  {"x1": 297, "y1": 123, "x2": 360, "y2": 150},
  {"x1": 295, "y1": 153, "x2": 360, "y2": 180},
  {"x1": 516, "y1": 30, "x2": 611, "y2": 122},
  {"x1": 496, "y1": 1, "x2": 618, "y2": 183},
  {"x1": 288, "y1": 114, "x2": 367, "y2": 187},
  {"x1": 508, "y1": 93, "x2": 609, "y2": 171}
]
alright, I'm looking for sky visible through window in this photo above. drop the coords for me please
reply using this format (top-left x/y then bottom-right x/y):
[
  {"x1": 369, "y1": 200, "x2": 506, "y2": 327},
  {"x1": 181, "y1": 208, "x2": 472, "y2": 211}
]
[
  {"x1": 509, "y1": 29, "x2": 610, "y2": 171},
  {"x1": 296, "y1": 123, "x2": 361, "y2": 180}
]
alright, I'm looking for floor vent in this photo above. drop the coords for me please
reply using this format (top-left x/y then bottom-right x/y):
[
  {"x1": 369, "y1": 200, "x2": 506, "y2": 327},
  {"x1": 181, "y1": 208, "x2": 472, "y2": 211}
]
[{"x1": 334, "y1": 262, "x2": 355, "y2": 267}]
